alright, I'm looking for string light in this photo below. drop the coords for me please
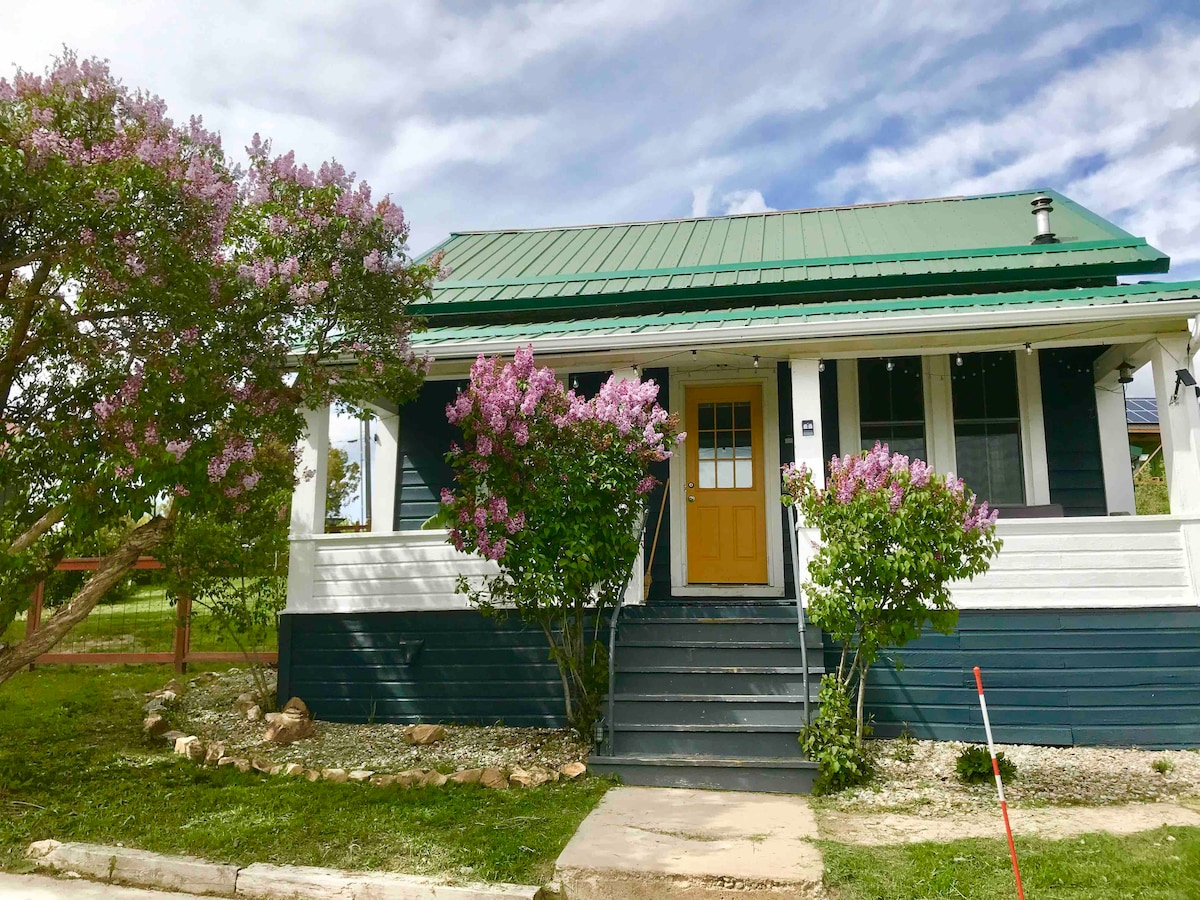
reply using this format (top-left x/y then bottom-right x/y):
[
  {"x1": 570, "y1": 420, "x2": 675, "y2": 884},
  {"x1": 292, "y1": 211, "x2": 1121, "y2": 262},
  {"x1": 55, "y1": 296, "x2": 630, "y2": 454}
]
[
  {"x1": 886, "y1": 358, "x2": 895, "y2": 372},
  {"x1": 818, "y1": 359, "x2": 826, "y2": 373},
  {"x1": 1024, "y1": 342, "x2": 1033, "y2": 355},
  {"x1": 955, "y1": 354, "x2": 964, "y2": 367},
  {"x1": 753, "y1": 355, "x2": 760, "y2": 369}
]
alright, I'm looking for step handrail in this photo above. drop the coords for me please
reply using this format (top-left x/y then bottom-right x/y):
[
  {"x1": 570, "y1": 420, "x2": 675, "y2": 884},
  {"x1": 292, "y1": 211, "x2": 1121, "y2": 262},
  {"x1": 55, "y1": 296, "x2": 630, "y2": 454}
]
[{"x1": 787, "y1": 502, "x2": 812, "y2": 726}]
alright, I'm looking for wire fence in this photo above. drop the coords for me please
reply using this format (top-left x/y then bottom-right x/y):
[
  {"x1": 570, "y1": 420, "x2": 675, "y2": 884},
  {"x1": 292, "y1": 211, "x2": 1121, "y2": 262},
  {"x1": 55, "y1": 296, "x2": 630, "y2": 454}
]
[{"x1": 14, "y1": 558, "x2": 278, "y2": 671}]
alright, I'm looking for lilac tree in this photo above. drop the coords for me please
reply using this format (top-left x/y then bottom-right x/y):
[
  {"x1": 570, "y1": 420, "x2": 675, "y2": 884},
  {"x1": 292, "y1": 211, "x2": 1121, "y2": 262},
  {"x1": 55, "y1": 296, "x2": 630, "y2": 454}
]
[
  {"x1": 440, "y1": 347, "x2": 682, "y2": 736},
  {"x1": 0, "y1": 52, "x2": 438, "y2": 682},
  {"x1": 783, "y1": 444, "x2": 1001, "y2": 790}
]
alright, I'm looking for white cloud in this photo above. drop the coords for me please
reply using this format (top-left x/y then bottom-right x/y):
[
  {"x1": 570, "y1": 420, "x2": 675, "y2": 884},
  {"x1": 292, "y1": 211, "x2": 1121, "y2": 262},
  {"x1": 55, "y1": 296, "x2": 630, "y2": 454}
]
[
  {"x1": 720, "y1": 190, "x2": 775, "y2": 215},
  {"x1": 691, "y1": 185, "x2": 713, "y2": 217}
]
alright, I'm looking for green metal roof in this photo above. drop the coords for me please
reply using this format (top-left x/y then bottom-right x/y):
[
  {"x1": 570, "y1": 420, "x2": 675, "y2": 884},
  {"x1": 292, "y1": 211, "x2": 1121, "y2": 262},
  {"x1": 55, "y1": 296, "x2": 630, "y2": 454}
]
[
  {"x1": 418, "y1": 190, "x2": 1169, "y2": 316},
  {"x1": 413, "y1": 282, "x2": 1200, "y2": 356}
]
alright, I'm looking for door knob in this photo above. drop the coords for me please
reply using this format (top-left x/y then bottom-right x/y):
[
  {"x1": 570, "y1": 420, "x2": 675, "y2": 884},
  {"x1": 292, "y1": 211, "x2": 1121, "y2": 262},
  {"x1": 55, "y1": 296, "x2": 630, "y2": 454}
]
[
  {"x1": 687, "y1": 495, "x2": 696, "y2": 502},
  {"x1": 688, "y1": 481, "x2": 695, "y2": 489}
]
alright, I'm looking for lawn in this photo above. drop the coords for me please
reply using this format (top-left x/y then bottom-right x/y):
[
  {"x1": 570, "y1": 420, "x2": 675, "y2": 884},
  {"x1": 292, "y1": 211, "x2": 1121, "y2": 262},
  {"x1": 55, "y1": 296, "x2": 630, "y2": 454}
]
[
  {"x1": 0, "y1": 666, "x2": 608, "y2": 885},
  {"x1": 823, "y1": 829, "x2": 1200, "y2": 899}
]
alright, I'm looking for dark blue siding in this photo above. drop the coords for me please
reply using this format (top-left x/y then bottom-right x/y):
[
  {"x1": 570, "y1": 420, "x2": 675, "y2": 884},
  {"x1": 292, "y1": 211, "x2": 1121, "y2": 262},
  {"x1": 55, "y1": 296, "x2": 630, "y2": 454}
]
[
  {"x1": 643, "y1": 367, "x2": 673, "y2": 602},
  {"x1": 826, "y1": 607, "x2": 1200, "y2": 748},
  {"x1": 279, "y1": 610, "x2": 567, "y2": 726},
  {"x1": 395, "y1": 380, "x2": 465, "y2": 531},
  {"x1": 1039, "y1": 347, "x2": 1107, "y2": 516}
]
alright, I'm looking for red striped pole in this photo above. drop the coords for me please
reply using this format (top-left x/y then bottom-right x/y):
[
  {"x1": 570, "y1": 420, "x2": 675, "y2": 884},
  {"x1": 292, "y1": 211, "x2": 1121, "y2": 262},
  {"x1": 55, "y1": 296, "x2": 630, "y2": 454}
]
[{"x1": 974, "y1": 665, "x2": 1025, "y2": 900}]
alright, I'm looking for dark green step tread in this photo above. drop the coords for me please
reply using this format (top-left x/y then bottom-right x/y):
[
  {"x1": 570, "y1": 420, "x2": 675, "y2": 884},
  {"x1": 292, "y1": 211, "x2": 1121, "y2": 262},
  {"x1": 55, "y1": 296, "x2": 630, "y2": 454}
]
[
  {"x1": 610, "y1": 723, "x2": 804, "y2": 732},
  {"x1": 613, "y1": 693, "x2": 811, "y2": 703},
  {"x1": 615, "y1": 666, "x2": 819, "y2": 674},
  {"x1": 618, "y1": 640, "x2": 803, "y2": 648},
  {"x1": 589, "y1": 755, "x2": 817, "y2": 769}
]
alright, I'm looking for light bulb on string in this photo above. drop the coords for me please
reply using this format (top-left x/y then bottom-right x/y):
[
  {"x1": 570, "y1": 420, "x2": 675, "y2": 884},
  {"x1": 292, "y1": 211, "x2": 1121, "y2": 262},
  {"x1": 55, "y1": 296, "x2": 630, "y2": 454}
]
[
  {"x1": 886, "y1": 358, "x2": 895, "y2": 372},
  {"x1": 1024, "y1": 342, "x2": 1033, "y2": 355},
  {"x1": 818, "y1": 359, "x2": 826, "y2": 373},
  {"x1": 955, "y1": 354, "x2": 964, "y2": 367},
  {"x1": 753, "y1": 355, "x2": 760, "y2": 369}
]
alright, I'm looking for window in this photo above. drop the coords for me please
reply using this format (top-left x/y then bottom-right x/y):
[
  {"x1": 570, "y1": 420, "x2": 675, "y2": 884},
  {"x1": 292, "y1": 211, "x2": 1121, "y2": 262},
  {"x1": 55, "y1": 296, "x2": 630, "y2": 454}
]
[
  {"x1": 951, "y1": 352, "x2": 1024, "y2": 505},
  {"x1": 858, "y1": 357, "x2": 926, "y2": 460},
  {"x1": 697, "y1": 401, "x2": 754, "y2": 489}
]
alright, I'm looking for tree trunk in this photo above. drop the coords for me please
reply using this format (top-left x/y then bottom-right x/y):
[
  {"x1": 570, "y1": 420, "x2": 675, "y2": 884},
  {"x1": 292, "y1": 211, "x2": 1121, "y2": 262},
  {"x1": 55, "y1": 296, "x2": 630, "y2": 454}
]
[
  {"x1": 855, "y1": 658, "x2": 870, "y2": 747},
  {"x1": 0, "y1": 514, "x2": 175, "y2": 684}
]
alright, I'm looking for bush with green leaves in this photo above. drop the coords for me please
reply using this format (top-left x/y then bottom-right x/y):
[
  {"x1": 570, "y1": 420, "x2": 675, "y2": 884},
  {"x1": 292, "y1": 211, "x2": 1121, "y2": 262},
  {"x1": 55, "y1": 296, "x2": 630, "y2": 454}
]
[
  {"x1": 784, "y1": 442, "x2": 1002, "y2": 789},
  {"x1": 956, "y1": 744, "x2": 1016, "y2": 784},
  {"x1": 801, "y1": 675, "x2": 874, "y2": 793}
]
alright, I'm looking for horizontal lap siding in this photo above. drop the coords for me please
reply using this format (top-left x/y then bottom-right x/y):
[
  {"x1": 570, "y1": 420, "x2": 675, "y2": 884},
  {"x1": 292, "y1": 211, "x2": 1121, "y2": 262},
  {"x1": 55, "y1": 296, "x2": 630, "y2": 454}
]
[
  {"x1": 1039, "y1": 348, "x2": 1106, "y2": 516},
  {"x1": 278, "y1": 610, "x2": 568, "y2": 726},
  {"x1": 828, "y1": 608, "x2": 1200, "y2": 748},
  {"x1": 396, "y1": 380, "x2": 465, "y2": 531}
]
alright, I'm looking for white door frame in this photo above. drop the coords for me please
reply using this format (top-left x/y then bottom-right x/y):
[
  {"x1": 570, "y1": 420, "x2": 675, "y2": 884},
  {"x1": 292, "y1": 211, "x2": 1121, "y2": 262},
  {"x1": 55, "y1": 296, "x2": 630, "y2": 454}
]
[{"x1": 668, "y1": 366, "x2": 786, "y2": 598}]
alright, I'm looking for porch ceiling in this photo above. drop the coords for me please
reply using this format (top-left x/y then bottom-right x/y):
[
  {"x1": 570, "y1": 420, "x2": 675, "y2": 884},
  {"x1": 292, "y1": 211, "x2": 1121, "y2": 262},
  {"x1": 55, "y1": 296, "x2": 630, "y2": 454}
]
[{"x1": 413, "y1": 281, "x2": 1200, "y2": 359}]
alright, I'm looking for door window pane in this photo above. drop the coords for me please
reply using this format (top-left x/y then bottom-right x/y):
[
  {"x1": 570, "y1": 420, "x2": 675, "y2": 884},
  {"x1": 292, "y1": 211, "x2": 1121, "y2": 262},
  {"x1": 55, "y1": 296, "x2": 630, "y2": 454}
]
[
  {"x1": 858, "y1": 358, "x2": 926, "y2": 460},
  {"x1": 696, "y1": 400, "x2": 754, "y2": 488},
  {"x1": 951, "y1": 352, "x2": 1024, "y2": 505}
]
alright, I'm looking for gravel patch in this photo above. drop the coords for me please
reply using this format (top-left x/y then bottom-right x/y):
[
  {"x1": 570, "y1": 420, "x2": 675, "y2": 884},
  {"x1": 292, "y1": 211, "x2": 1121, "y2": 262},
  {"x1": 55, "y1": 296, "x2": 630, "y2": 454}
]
[
  {"x1": 168, "y1": 668, "x2": 589, "y2": 774},
  {"x1": 816, "y1": 738, "x2": 1200, "y2": 817}
]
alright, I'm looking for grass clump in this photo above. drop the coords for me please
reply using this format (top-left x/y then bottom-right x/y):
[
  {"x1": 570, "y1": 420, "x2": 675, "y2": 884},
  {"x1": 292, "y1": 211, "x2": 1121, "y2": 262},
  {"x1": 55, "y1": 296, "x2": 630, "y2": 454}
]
[
  {"x1": 1153, "y1": 757, "x2": 1176, "y2": 776},
  {"x1": 0, "y1": 666, "x2": 608, "y2": 884}
]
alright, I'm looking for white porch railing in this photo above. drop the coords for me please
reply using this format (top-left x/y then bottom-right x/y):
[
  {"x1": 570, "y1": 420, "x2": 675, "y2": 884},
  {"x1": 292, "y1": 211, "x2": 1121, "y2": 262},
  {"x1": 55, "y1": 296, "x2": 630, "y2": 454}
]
[
  {"x1": 793, "y1": 515, "x2": 1200, "y2": 610},
  {"x1": 285, "y1": 529, "x2": 495, "y2": 614}
]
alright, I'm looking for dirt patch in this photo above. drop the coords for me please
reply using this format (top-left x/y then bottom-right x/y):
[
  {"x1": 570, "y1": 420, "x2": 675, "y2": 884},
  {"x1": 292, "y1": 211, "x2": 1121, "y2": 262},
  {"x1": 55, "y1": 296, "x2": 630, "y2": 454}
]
[
  {"x1": 816, "y1": 738, "x2": 1200, "y2": 817},
  {"x1": 167, "y1": 668, "x2": 589, "y2": 774},
  {"x1": 818, "y1": 801, "x2": 1200, "y2": 845}
]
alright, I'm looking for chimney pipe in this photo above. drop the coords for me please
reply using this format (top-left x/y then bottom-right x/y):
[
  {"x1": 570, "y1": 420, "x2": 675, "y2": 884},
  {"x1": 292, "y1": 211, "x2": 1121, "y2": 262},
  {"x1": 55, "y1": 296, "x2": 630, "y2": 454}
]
[{"x1": 1030, "y1": 195, "x2": 1058, "y2": 244}]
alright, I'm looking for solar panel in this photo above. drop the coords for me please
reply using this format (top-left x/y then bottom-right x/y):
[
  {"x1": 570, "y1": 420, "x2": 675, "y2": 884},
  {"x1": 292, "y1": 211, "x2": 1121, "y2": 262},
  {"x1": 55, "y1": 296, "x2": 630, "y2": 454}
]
[{"x1": 1125, "y1": 397, "x2": 1158, "y2": 425}]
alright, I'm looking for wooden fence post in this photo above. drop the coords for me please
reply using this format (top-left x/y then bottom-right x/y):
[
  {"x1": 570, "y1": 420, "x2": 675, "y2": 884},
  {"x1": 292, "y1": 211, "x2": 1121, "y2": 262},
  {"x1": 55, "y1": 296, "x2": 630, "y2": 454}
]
[
  {"x1": 173, "y1": 588, "x2": 192, "y2": 674},
  {"x1": 24, "y1": 580, "x2": 44, "y2": 670}
]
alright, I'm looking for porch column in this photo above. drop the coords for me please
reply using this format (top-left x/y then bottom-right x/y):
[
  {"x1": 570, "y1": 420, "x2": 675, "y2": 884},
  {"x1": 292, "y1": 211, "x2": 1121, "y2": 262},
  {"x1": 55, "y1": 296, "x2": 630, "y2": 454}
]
[
  {"x1": 1094, "y1": 377, "x2": 1136, "y2": 515},
  {"x1": 836, "y1": 359, "x2": 859, "y2": 459},
  {"x1": 614, "y1": 366, "x2": 645, "y2": 606},
  {"x1": 363, "y1": 402, "x2": 400, "y2": 534},
  {"x1": 789, "y1": 357, "x2": 825, "y2": 488},
  {"x1": 1150, "y1": 336, "x2": 1200, "y2": 514},
  {"x1": 287, "y1": 404, "x2": 330, "y2": 613},
  {"x1": 922, "y1": 355, "x2": 956, "y2": 474},
  {"x1": 1017, "y1": 350, "x2": 1052, "y2": 505}
]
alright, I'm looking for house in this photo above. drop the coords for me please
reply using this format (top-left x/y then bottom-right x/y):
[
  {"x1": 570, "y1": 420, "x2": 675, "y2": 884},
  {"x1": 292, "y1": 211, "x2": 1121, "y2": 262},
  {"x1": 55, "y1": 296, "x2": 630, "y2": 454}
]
[
  {"x1": 1127, "y1": 396, "x2": 1162, "y2": 467},
  {"x1": 279, "y1": 190, "x2": 1200, "y2": 793}
]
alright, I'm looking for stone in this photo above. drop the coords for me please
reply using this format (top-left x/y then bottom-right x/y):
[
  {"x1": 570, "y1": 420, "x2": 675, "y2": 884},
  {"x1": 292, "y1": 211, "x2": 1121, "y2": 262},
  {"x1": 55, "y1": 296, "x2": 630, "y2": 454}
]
[
  {"x1": 233, "y1": 692, "x2": 259, "y2": 715},
  {"x1": 251, "y1": 758, "x2": 275, "y2": 774},
  {"x1": 26, "y1": 839, "x2": 62, "y2": 861},
  {"x1": 528, "y1": 769, "x2": 554, "y2": 788},
  {"x1": 267, "y1": 764, "x2": 284, "y2": 776},
  {"x1": 174, "y1": 735, "x2": 203, "y2": 761},
  {"x1": 508, "y1": 768, "x2": 534, "y2": 788},
  {"x1": 143, "y1": 714, "x2": 168, "y2": 737},
  {"x1": 264, "y1": 712, "x2": 282, "y2": 725},
  {"x1": 322, "y1": 768, "x2": 349, "y2": 784},
  {"x1": 143, "y1": 697, "x2": 166, "y2": 714},
  {"x1": 282, "y1": 696, "x2": 310, "y2": 718},
  {"x1": 282, "y1": 762, "x2": 306, "y2": 777},
  {"x1": 480, "y1": 768, "x2": 508, "y2": 790},
  {"x1": 304, "y1": 768, "x2": 322, "y2": 782},
  {"x1": 403, "y1": 723, "x2": 447, "y2": 745},
  {"x1": 203, "y1": 741, "x2": 226, "y2": 766},
  {"x1": 26, "y1": 841, "x2": 238, "y2": 895},
  {"x1": 218, "y1": 757, "x2": 252, "y2": 773},
  {"x1": 348, "y1": 770, "x2": 375, "y2": 783},
  {"x1": 449, "y1": 768, "x2": 484, "y2": 785},
  {"x1": 394, "y1": 769, "x2": 424, "y2": 787},
  {"x1": 158, "y1": 690, "x2": 179, "y2": 706},
  {"x1": 246, "y1": 704, "x2": 263, "y2": 722},
  {"x1": 264, "y1": 710, "x2": 314, "y2": 744},
  {"x1": 161, "y1": 730, "x2": 187, "y2": 746},
  {"x1": 369, "y1": 774, "x2": 397, "y2": 788},
  {"x1": 235, "y1": 863, "x2": 540, "y2": 900},
  {"x1": 560, "y1": 762, "x2": 587, "y2": 779},
  {"x1": 420, "y1": 770, "x2": 448, "y2": 788}
]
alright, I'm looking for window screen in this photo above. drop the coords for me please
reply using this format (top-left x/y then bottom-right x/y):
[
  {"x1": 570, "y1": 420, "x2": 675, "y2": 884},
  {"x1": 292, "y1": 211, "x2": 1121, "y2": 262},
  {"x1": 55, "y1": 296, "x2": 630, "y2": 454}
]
[
  {"x1": 951, "y1": 351, "x2": 1024, "y2": 505},
  {"x1": 697, "y1": 401, "x2": 754, "y2": 489},
  {"x1": 858, "y1": 357, "x2": 926, "y2": 460}
]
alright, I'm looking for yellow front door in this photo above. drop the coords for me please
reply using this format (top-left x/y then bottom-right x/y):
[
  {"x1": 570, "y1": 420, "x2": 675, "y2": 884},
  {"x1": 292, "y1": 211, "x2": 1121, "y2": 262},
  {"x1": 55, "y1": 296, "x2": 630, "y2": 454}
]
[{"x1": 685, "y1": 383, "x2": 769, "y2": 584}]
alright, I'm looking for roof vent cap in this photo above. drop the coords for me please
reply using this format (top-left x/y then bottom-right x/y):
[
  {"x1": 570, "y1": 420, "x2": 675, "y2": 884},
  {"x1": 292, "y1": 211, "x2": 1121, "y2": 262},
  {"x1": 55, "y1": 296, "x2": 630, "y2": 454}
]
[{"x1": 1031, "y1": 195, "x2": 1059, "y2": 245}]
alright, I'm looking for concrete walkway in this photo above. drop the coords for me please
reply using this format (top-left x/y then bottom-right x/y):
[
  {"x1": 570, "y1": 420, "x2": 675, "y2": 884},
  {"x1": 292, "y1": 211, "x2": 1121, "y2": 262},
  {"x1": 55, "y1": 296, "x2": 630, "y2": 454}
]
[
  {"x1": 554, "y1": 786, "x2": 824, "y2": 899},
  {"x1": 0, "y1": 872, "x2": 203, "y2": 899}
]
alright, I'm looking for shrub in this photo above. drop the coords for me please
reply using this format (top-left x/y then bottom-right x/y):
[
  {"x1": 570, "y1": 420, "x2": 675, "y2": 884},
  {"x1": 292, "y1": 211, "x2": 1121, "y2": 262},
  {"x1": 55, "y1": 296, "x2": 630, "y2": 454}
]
[
  {"x1": 1152, "y1": 757, "x2": 1175, "y2": 776},
  {"x1": 892, "y1": 727, "x2": 917, "y2": 763},
  {"x1": 956, "y1": 744, "x2": 1016, "y2": 784},
  {"x1": 801, "y1": 675, "x2": 873, "y2": 794}
]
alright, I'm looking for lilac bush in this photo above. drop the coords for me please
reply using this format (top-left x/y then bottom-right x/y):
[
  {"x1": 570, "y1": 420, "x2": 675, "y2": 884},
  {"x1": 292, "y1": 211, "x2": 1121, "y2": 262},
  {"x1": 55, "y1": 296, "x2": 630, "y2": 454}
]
[
  {"x1": 441, "y1": 346, "x2": 682, "y2": 735},
  {"x1": 783, "y1": 442, "x2": 1001, "y2": 788}
]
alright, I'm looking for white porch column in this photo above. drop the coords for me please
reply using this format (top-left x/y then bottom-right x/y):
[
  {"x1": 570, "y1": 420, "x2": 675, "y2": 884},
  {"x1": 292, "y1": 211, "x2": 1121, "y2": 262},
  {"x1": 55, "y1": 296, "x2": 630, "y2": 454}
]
[
  {"x1": 1094, "y1": 377, "x2": 1136, "y2": 515},
  {"x1": 1017, "y1": 350, "x2": 1051, "y2": 505},
  {"x1": 369, "y1": 409, "x2": 401, "y2": 533},
  {"x1": 789, "y1": 357, "x2": 825, "y2": 488},
  {"x1": 614, "y1": 366, "x2": 645, "y2": 606},
  {"x1": 287, "y1": 404, "x2": 330, "y2": 612},
  {"x1": 922, "y1": 355, "x2": 956, "y2": 474},
  {"x1": 1150, "y1": 336, "x2": 1200, "y2": 514},
  {"x1": 836, "y1": 359, "x2": 860, "y2": 459}
]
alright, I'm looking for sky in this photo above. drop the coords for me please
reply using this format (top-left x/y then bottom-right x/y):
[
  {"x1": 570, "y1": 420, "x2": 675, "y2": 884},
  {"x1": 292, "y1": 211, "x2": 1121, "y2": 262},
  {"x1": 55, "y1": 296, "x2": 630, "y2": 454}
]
[{"x1": 5, "y1": 1, "x2": 1198, "y2": 507}]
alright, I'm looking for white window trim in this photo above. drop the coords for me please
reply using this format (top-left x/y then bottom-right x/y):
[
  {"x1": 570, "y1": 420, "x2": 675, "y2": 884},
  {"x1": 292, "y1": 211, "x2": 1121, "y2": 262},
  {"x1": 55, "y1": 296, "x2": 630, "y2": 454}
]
[{"x1": 668, "y1": 366, "x2": 785, "y2": 598}]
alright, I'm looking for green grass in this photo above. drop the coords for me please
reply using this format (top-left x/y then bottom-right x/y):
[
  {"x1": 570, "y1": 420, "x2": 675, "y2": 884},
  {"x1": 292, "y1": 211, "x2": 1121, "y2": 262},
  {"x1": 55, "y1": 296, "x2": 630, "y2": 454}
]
[
  {"x1": 823, "y1": 829, "x2": 1200, "y2": 899},
  {"x1": 0, "y1": 666, "x2": 608, "y2": 885}
]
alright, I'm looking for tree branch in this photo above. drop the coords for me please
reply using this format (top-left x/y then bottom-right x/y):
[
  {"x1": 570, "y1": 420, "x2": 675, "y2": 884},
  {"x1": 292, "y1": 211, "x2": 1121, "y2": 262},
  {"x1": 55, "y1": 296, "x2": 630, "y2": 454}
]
[
  {"x1": 0, "y1": 261, "x2": 53, "y2": 420},
  {"x1": 0, "y1": 513, "x2": 176, "y2": 683},
  {"x1": 6, "y1": 503, "x2": 68, "y2": 555}
]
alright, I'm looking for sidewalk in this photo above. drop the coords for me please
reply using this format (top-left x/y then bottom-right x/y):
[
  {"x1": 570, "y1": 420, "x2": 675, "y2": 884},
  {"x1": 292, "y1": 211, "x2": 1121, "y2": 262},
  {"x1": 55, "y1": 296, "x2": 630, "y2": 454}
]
[{"x1": 0, "y1": 872, "x2": 202, "y2": 899}]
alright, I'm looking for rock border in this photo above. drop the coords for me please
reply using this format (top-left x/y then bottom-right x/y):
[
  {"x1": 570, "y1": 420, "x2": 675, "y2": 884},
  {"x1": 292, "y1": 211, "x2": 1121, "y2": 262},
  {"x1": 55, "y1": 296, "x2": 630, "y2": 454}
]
[
  {"x1": 27, "y1": 840, "x2": 551, "y2": 899},
  {"x1": 144, "y1": 678, "x2": 588, "y2": 789}
]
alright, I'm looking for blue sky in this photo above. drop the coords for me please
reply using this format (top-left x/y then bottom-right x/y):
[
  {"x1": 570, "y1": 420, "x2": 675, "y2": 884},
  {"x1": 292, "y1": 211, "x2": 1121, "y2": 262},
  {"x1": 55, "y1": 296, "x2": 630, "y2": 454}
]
[{"x1": 5, "y1": 0, "x2": 1197, "y2": 449}]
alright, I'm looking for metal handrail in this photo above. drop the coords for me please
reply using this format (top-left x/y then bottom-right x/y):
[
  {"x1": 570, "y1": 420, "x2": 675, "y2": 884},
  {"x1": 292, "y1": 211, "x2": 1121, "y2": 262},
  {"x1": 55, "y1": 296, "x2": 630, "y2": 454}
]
[{"x1": 787, "y1": 503, "x2": 812, "y2": 726}]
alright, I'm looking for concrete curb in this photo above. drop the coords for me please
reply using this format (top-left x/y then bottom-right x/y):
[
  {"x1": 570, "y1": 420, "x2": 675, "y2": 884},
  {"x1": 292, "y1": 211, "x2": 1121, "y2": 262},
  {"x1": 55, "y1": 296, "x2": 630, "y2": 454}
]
[{"x1": 27, "y1": 841, "x2": 545, "y2": 899}]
